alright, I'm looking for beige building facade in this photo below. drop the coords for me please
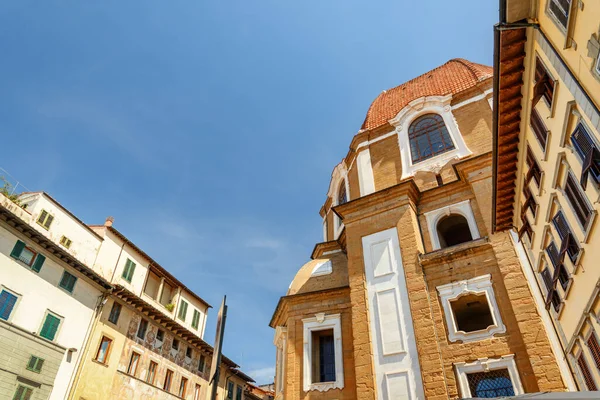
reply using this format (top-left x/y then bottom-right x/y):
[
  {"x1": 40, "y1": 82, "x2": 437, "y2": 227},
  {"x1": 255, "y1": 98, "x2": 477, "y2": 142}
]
[
  {"x1": 493, "y1": 0, "x2": 600, "y2": 393},
  {"x1": 271, "y1": 59, "x2": 570, "y2": 399}
]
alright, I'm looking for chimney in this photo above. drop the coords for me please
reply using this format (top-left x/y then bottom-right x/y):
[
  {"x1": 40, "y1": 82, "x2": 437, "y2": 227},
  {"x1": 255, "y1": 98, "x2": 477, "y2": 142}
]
[{"x1": 105, "y1": 216, "x2": 114, "y2": 227}]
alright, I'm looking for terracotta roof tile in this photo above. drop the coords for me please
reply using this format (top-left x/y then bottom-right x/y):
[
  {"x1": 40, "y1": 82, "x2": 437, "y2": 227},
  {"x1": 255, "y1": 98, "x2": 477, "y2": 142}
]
[{"x1": 361, "y1": 59, "x2": 493, "y2": 130}]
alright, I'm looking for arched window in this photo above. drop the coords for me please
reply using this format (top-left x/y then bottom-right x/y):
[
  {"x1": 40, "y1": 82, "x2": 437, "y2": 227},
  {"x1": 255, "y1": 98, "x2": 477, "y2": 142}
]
[
  {"x1": 408, "y1": 114, "x2": 455, "y2": 163},
  {"x1": 337, "y1": 181, "x2": 347, "y2": 206},
  {"x1": 436, "y1": 214, "x2": 473, "y2": 248}
]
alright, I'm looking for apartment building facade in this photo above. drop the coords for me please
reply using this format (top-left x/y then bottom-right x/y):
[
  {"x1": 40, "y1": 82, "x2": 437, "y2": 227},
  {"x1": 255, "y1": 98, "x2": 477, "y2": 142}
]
[
  {"x1": 493, "y1": 0, "x2": 600, "y2": 392},
  {"x1": 0, "y1": 190, "x2": 255, "y2": 399},
  {"x1": 270, "y1": 59, "x2": 570, "y2": 399}
]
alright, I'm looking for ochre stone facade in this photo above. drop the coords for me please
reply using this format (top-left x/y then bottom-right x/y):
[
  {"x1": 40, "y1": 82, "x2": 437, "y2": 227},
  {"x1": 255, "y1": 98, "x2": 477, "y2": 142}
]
[{"x1": 271, "y1": 59, "x2": 568, "y2": 399}]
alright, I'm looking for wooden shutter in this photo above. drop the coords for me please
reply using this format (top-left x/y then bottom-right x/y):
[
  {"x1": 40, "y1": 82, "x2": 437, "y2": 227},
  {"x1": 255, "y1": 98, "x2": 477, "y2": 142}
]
[
  {"x1": 31, "y1": 254, "x2": 45, "y2": 273},
  {"x1": 530, "y1": 109, "x2": 548, "y2": 149},
  {"x1": 533, "y1": 58, "x2": 555, "y2": 107},
  {"x1": 587, "y1": 334, "x2": 600, "y2": 371},
  {"x1": 552, "y1": 212, "x2": 580, "y2": 262},
  {"x1": 578, "y1": 354, "x2": 598, "y2": 390},
  {"x1": 10, "y1": 240, "x2": 26, "y2": 259},
  {"x1": 565, "y1": 173, "x2": 592, "y2": 226}
]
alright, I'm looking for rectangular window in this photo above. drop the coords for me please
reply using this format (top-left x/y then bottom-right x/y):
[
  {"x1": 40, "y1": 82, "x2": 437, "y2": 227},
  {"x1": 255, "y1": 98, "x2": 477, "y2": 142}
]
[
  {"x1": 127, "y1": 352, "x2": 141, "y2": 376},
  {"x1": 571, "y1": 122, "x2": 600, "y2": 189},
  {"x1": 122, "y1": 259, "x2": 136, "y2": 283},
  {"x1": 236, "y1": 385, "x2": 243, "y2": 400},
  {"x1": 0, "y1": 289, "x2": 19, "y2": 321},
  {"x1": 467, "y1": 369, "x2": 515, "y2": 397},
  {"x1": 588, "y1": 333, "x2": 600, "y2": 372},
  {"x1": 36, "y1": 209, "x2": 54, "y2": 230},
  {"x1": 541, "y1": 267, "x2": 562, "y2": 312},
  {"x1": 39, "y1": 312, "x2": 61, "y2": 341},
  {"x1": 108, "y1": 302, "x2": 122, "y2": 325},
  {"x1": 137, "y1": 319, "x2": 148, "y2": 340},
  {"x1": 530, "y1": 108, "x2": 548, "y2": 150},
  {"x1": 578, "y1": 353, "x2": 597, "y2": 390},
  {"x1": 59, "y1": 271, "x2": 77, "y2": 293},
  {"x1": 186, "y1": 346, "x2": 193, "y2": 359},
  {"x1": 26, "y1": 356, "x2": 44, "y2": 373},
  {"x1": 192, "y1": 309, "x2": 201, "y2": 330},
  {"x1": 194, "y1": 384, "x2": 201, "y2": 400},
  {"x1": 552, "y1": 211, "x2": 580, "y2": 263},
  {"x1": 548, "y1": 0, "x2": 571, "y2": 30},
  {"x1": 179, "y1": 377, "x2": 188, "y2": 397},
  {"x1": 95, "y1": 336, "x2": 112, "y2": 364},
  {"x1": 545, "y1": 242, "x2": 570, "y2": 291},
  {"x1": 526, "y1": 146, "x2": 542, "y2": 187},
  {"x1": 163, "y1": 369, "x2": 174, "y2": 392},
  {"x1": 522, "y1": 187, "x2": 538, "y2": 218},
  {"x1": 59, "y1": 235, "x2": 72, "y2": 249},
  {"x1": 172, "y1": 338, "x2": 180, "y2": 350},
  {"x1": 227, "y1": 381, "x2": 234, "y2": 399},
  {"x1": 143, "y1": 270, "x2": 161, "y2": 300},
  {"x1": 13, "y1": 385, "x2": 33, "y2": 400},
  {"x1": 198, "y1": 355, "x2": 206, "y2": 372},
  {"x1": 156, "y1": 329, "x2": 164, "y2": 342},
  {"x1": 565, "y1": 172, "x2": 593, "y2": 228},
  {"x1": 178, "y1": 299, "x2": 188, "y2": 321},
  {"x1": 10, "y1": 241, "x2": 45, "y2": 272},
  {"x1": 533, "y1": 57, "x2": 555, "y2": 107},
  {"x1": 147, "y1": 360, "x2": 158, "y2": 385}
]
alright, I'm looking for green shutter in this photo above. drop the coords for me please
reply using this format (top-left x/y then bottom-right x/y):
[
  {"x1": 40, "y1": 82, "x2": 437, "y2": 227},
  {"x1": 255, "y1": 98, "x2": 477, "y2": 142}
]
[
  {"x1": 27, "y1": 356, "x2": 44, "y2": 373},
  {"x1": 59, "y1": 272, "x2": 77, "y2": 293},
  {"x1": 192, "y1": 310, "x2": 200, "y2": 329},
  {"x1": 10, "y1": 241, "x2": 26, "y2": 259},
  {"x1": 122, "y1": 259, "x2": 136, "y2": 282},
  {"x1": 178, "y1": 300, "x2": 188, "y2": 321},
  {"x1": 31, "y1": 254, "x2": 45, "y2": 273},
  {"x1": 40, "y1": 313, "x2": 60, "y2": 341}
]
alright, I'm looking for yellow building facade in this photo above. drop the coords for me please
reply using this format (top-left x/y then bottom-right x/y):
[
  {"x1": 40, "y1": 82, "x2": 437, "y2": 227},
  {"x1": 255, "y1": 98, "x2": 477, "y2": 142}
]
[
  {"x1": 493, "y1": 0, "x2": 600, "y2": 392},
  {"x1": 271, "y1": 59, "x2": 569, "y2": 399}
]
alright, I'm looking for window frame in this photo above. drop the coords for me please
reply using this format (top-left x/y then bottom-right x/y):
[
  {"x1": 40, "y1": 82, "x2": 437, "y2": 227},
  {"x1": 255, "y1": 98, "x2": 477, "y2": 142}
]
[
  {"x1": 137, "y1": 319, "x2": 148, "y2": 340},
  {"x1": 185, "y1": 346, "x2": 193, "y2": 360},
  {"x1": 408, "y1": 113, "x2": 457, "y2": 164},
  {"x1": 36, "y1": 209, "x2": 54, "y2": 230},
  {"x1": 198, "y1": 354, "x2": 206, "y2": 373},
  {"x1": 533, "y1": 56, "x2": 556, "y2": 113},
  {"x1": 333, "y1": 176, "x2": 349, "y2": 240},
  {"x1": 302, "y1": 313, "x2": 344, "y2": 392},
  {"x1": 122, "y1": 258, "x2": 136, "y2": 283},
  {"x1": 576, "y1": 349, "x2": 598, "y2": 391},
  {"x1": 26, "y1": 355, "x2": 44, "y2": 374},
  {"x1": 147, "y1": 360, "x2": 158, "y2": 385},
  {"x1": 179, "y1": 376, "x2": 189, "y2": 398},
  {"x1": 127, "y1": 351, "x2": 141, "y2": 376},
  {"x1": 563, "y1": 170, "x2": 595, "y2": 234},
  {"x1": 227, "y1": 381, "x2": 234, "y2": 399},
  {"x1": 163, "y1": 369, "x2": 174, "y2": 392},
  {"x1": 178, "y1": 299, "x2": 188, "y2": 322},
  {"x1": 437, "y1": 274, "x2": 506, "y2": 343},
  {"x1": 423, "y1": 200, "x2": 480, "y2": 251},
  {"x1": 107, "y1": 302, "x2": 122, "y2": 325},
  {"x1": 192, "y1": 309, "x2": 201, "y2": 330},
  {"x1": 0, "y1": 287, "x2": 21, "y2": 322},
  {"x1": 454, "y1": 355, "x2": 523, "y2": 398},
  {"x1": 570, "y1": 121, "x2": 600, "y2": 190},
  {"x1": 12, "y1": 384, "x2": 34, "y2": 400},
  {"x1": 38, "y1": 310, "x2": 63, "y2": 342},
  {"x1": 58, "y1": 270, "x2": 78, "y2": 294},
  {"x1": 95, "y1": 335, "x2": 113, "y2": 365},
  {"x1": 546, "y1": 0, "x2": 572, "y2": 33},
  {"x1": 530, "y1": 108, "x2": 550, "y2": 154},
  {"x1": 59, "y1": 235, "x2": 72, "y2": 249}
]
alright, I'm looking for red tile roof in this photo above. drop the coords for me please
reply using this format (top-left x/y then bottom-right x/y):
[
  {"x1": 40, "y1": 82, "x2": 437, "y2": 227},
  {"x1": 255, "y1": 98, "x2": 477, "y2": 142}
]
[{"x1": 361, "y1": 59, "x2": 493, "y2": 130}]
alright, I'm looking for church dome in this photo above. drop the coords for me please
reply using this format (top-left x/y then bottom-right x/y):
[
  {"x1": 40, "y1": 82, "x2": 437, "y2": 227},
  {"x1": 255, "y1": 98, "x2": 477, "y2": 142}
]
[{"x1": 287, "y1": 252, "x2": 348, "y2": 296}]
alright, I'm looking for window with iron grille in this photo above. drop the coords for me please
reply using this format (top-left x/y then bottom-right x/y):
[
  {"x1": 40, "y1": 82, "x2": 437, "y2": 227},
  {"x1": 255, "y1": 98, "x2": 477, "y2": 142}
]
[
  {"x1": 552, "y1": 211, "x2": 580, "y2": 263},
  {"x1": 548, "y1": 0, "x2": 571, "y2": 30},
  {"x1": 530, "y1": 109, "x2": 548, "y2": 150},
  {"x1": 408, "y1": 114, "x2": 455, "y2": 163},
  {"x1": 526, "y1": 146, "x2": 542, "y2": 187},
  {"x1": 578, "y1": 353, "x2": 597, "y2": 391},
  {"x1": 533, "y1": 58, "x2": 555, "y2": 107},
  {"x1": 541, "y1": 268, "x2": 562, "y2": 312},
  {"x1": 545, "y1": 242, "x2": 570, "y2": 291},
  {"x1": 571, "y1": 122, "x2": 600, "y2": 190},
  {"x1": 466, "y1": 369, "x2": 515, "y2": 398},
  {"x1": 565, "y1": 172, "x2": 593, "y2": 228},
  {"x1": 587, "y1": 333, "x2": 600, "y2": 372}
]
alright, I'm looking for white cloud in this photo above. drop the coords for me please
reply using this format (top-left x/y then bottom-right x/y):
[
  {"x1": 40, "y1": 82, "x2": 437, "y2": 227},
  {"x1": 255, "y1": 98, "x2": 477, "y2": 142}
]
[{"x1": 247, "y1": 366, "x2": 275, "y2": 385}]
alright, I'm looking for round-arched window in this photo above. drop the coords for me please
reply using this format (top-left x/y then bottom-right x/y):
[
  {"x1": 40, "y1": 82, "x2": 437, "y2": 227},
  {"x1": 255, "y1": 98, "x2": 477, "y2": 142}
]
[
  {"x1": 408, "y1": 114, "x2": 455, "y2": 163},
  {"x1": 337, "y1": 181, "x2": 347, "y2": 206}
]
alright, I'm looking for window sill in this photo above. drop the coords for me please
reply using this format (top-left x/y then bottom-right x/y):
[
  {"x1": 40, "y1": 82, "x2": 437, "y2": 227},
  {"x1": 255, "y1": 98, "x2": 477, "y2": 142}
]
[
  {"x1": 92, "y1": 359, "x2": 110, "y2": 368},
  {"x1": 420, "y1": 237, "x2": 490, "y2": 266},
  {"x1": 449, "y1": 324, "x2": 506, "y2": 344},
  {"x1": 307, "y1": 381, "x2": 342, "y2": 392}
]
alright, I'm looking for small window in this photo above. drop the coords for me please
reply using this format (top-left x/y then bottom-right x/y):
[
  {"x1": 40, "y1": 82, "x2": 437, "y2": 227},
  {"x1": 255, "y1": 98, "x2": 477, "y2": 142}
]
[
  {"x1": 198, "y1": 355, "x2": 206, "y2": 372},
  {"x1": 545, "y1": 242, "x2": 570, "y2": 291},
  {"x1": 552, "y1": 211, "x2": 580, "y2": 263},
  {"x1": 143, "y1": 270, "x2": 161, "y2": 300},
  {"x1": 26, "y1": 356, "x2": 44, "y2": 373},
  {"x1": 10, "y1": 241, "x2": 45, "y2": 272},
  {"x1": 526, "y1": 147, "x2": 542, "y2": 187},
  {"x1": 59, "y1": 271, "x2": 77, "y2": 293},
  {"x1": 36, "y1": 209, "x2": 54, "y2": 230},
  {"x1": 95, "y1": 336, "x2": 113, "y2": 364},
  {"x1": 311, "y1": 329, "x2": 336, "y2": 383},
  {"x1": 578, "y1": 353, "x2": 597, "y2": 390},
  {"x1": 227, "y1": 381, "x2": 234, "y2": 399},
  {"x1": 436, "y1": 214, "x2": 473, "y2": 249},
  {"x1": 409, "y1": 114, "x2": 455, "y2": 164},
  {"x1": 530, "y1": 108, "x2": 548, "y2": 151},
  {"x1": 127, "y1": 352, "x2": 141, "y2": 376},
  {"x1": 186, "y1": 346, "x2": 193, "y2": 359},
  {"x1": 147, "y1": 360, "x2": 158, "y2": 385},
  {"x1": 236, "y1": 385, "x2": 243, "y2": 400},
  {"x1": 59, "y1": 236, "x2": 72, "y2": 249},
  {"x1": 192, "y1": 309, "x2": 201, "y2": 330},
  {"x1": 178, "y1": 299, "x2": 188, "y2": 321},
  {"x1": 450, "y1": 293, "x2": 494, "y2": 333},
  {"x1": 547, "y1": 0, "x2": 571, "y2": 30},
  {"x1": 108, "y1": 302, "x2": 122, "y2": 325},
  {"x1": 122, "y1": 259, "x2": 136, "y2": 283},
  {"x1": 164, "y1": 369, "x2": 174, "y2": 391},
  {"x1": 194, "y1": 384, "x2": 202, "y2": 400},
  {"x1": 337, "y1": 181, "x2": 347, "y2": 206},
  {"x1": 541, "y1": 267, "x2": 563, "y2": 312},
  {"x1": 0, "y1": 289, "x2": 19, "y2": 321},
  {"x1": 179, "y1": 377, "x2": 188, "y2": 397},
  {"x1": 172, "y1": 338, "x2": 180, "y2": 351},
  {"x1": 587, "y1": 333, "x2": 600, "y2": 372},
  {"x1": 533, "y1": 57, "x2": 555, "y2": 107},
  {"x1": 571, "y1": 122, "x2": 600, "y2": 190},
  {"x1": 13, "y1": 385, "x2": 33, "y2": 400},
  {"x1": 39, "y1": 312, "x2": 61, "y2": 341},
  {"x1": 156, "y1": 329, "x2": 164, "y2": 342},
  {"x1": 137, "y1": 319, "x2": 148, "y2": 340},
  {"x1": 467, "y1": 369, "x2": 515, "y2": 397}
]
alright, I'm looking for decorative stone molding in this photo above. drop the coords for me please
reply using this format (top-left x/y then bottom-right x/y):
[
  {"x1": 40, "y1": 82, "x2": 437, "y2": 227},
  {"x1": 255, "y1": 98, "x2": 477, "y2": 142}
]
[
  {"x1": 454, "y1": 355, "x2": 523, "y2": 398},
  {"x1": 273, "y1": 326, "x2": 287, "y2": 398},
  {"x1": 302, "y1": 313, "x2": 344, "y2": 392},
  {"x1": 327, "y1": 162, "x2": 350, "y2": 239},
  {"x1": 437, "y1": 274, "x2": 506, "y2": 343},
  {"x1": 389, "y1": 94, "x2": 472, "y2": 179},
  {"x1": 424, "y1": 200, "x2": 480, "y2": 251}
]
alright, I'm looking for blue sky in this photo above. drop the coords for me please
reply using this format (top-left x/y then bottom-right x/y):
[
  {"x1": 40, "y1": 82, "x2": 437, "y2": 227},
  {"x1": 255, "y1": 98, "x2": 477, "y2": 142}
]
[{"x1": 0, "y1": 0, "x2": 497, "y2": 384}]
